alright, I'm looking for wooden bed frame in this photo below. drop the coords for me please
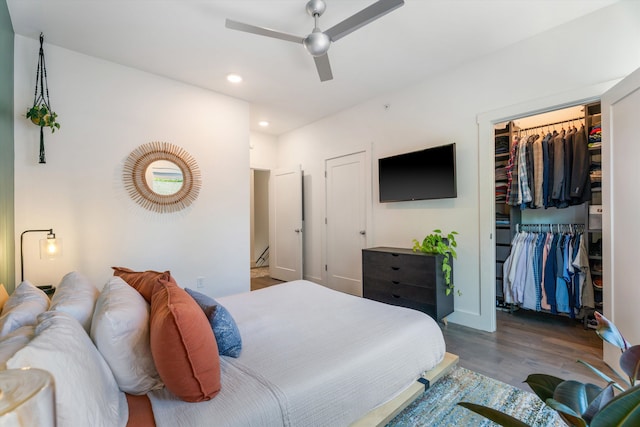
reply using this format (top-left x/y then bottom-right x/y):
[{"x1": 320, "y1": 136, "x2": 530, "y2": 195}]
[{"x1": 352, "y1": 352, "x2": 459, "y2": 426}]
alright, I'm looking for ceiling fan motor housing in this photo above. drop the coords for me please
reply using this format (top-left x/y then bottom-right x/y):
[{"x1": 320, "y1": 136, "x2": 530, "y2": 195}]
[{"x1": 304, "y1": 30, "x2": 331, "y2": 56}]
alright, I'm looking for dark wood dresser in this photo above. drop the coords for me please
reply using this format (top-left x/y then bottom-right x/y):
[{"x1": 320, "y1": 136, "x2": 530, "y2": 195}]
[{"x1": 362, "y1": 247, "x2": 454, "y2": 322}]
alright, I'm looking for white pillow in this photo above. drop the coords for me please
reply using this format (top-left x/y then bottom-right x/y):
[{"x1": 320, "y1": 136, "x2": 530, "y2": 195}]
[
  {"x1": 0, "y1": 281, "x2": 50, "y2": 337},
  {"x1": 0, "y1": 325, "x2": 35, "y2": 369},
  {"x1": 50, "y1": 271, "x2": 100, "y2": 333},
  {"x1": 91, "y1": 276, "x2": 163, "y2": 394},
  {"x1": 7, "y1": 311, "x2": 128, "y2": 427}
]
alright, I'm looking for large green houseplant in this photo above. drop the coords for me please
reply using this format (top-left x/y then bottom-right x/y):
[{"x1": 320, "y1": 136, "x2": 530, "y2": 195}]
[
  {"x1": 458, "y1": 312, "x2": 640, "y2": 426},
  {"x1": 412, "y1": 229, "x2": 458, "y2": 296}
]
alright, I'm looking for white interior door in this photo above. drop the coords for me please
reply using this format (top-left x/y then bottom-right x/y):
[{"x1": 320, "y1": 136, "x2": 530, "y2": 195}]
[
  {"x1": 325, "y1": 152, "x2": 368, "y2": 296},
  {"x1": 601, "y1": 66, "x2": 640, "y2": 374},
  {"x1": 269, "y1": 166, "x2": 303, "y2": 281}
]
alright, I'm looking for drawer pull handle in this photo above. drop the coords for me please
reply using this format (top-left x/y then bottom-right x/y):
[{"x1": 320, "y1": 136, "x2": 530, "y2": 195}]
[
  {"x1": 391, "y1": 267, "x2": 400, "y2": 271},
  {"x1": 391, "y1": 253, "x2": 399, "y2": 257},
  {"x1": 392, "y1": 281, "x2": 400, "y2": 285},
  {"x1": 391, "y1": 294, "x2": 401, "y2": 299}
]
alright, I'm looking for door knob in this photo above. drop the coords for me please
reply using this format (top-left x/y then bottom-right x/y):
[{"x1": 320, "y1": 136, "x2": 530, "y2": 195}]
[
  {"x1": 359, "y1": 230, "x2": 366, "y2": 235},
  {"x1": 294, "y1": 228, "x2": 301, "y2": 233}
]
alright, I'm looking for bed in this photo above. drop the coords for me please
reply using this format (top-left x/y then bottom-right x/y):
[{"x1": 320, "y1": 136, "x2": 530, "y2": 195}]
[{"x1": 0, "y1": 273, "x2": 450, "y2": 427}]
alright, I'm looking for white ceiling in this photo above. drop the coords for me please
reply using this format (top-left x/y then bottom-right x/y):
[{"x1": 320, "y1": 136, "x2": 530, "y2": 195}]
[{"x1": 7, "y1": 0, "x2": 619, "y2": 136}]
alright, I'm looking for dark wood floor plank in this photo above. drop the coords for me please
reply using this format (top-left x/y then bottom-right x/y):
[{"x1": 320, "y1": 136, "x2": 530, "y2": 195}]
[{"x1": 442, "y1": 309, "x2": 621, "y2": 390}]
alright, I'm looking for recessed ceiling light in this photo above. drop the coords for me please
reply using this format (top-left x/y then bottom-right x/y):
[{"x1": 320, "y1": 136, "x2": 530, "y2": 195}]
[
  {"x1": 227, "y1": 74, "x2": 243, "y2": 83},
  {"x1": 258, "y1": 121, "x2": 270, "y2": 127}
]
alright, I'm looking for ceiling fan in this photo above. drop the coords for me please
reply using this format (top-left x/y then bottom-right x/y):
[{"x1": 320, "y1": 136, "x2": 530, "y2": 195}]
[{"x1": 225, "y1": 0, "x2": 405, "y2": 82}]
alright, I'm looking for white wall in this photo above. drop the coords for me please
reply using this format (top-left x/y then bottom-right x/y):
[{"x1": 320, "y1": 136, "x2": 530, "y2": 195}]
[
  {"x1": 14, "y1": 35, "x2": 251, "y2": 297},
  {"x1": 249, "y1": 131, "x2": 277, "y2": 170},
  {"x1": 276, "y1": 1, "x2": 640, "y2": 329}
]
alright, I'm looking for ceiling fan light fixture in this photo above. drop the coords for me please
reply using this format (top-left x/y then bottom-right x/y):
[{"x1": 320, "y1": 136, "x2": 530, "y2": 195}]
[{"x1": 303, "y1": 31, "x2": 331, "y2": 57}]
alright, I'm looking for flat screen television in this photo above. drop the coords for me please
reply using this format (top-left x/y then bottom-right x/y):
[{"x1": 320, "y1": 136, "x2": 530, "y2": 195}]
[{"x1": 378, "y1": 143, "x2": 457, "y2": 202}]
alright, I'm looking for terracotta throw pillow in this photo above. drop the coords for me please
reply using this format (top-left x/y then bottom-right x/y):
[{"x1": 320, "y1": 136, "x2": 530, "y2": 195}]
[
  {"x1": 149, "y1": 277, "x2": 220, "y2": 402},
  {"x1": 112, "y1": 267, "x2": 169, "y2": 302}
]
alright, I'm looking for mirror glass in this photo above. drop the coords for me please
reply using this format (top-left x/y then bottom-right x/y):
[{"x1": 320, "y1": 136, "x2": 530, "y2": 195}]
[{"x1": 145, "y1": 160, "x2": 184, "y2": 195}]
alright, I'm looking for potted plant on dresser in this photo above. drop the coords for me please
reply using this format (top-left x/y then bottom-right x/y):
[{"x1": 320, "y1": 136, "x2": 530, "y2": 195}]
[{"x1": 412, "y1": 229, "x2": 459, "y2": 296}]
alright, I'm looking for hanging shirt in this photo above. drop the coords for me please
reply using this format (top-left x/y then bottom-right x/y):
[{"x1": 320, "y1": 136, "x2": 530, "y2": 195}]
[
  {"x1": 518, "y1": 136, "x2": 533, "y2": 206},
  {"x1": 544, "y1": 233, "x2": 559, "y2": 313},
  {"x1": 551, "y1": 130, "x2": 566, "y2": 201},
  {"x1": 570, "y1": 125, "x2": 591, "y2": 201},
  {"x1": 539, "y1": 232, "x2": 553, "y2": 310},
  {"x1": 521, "y1": 233, "x2": 538, "y2": 310},
  {"x1": 506, "y1": 137, "x2": 520, "y2": 206},
  {"x1": 555, "y1": 234, "x2": 571, "y2": 313},
  {"x1": 533, "y1": 135, "x2": 544, "y2": 208},
  {"x1": 572, "y1": 233, "x2": 595, "y2": 309},
  {"x1": 546, "y1": 131, "x2": 558, "y2": 207}
]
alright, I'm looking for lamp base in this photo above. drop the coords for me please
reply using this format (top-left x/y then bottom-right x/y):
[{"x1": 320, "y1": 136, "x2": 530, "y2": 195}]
[{"x1": 36, "y1": 285, "x2": 55, "y2": 297}]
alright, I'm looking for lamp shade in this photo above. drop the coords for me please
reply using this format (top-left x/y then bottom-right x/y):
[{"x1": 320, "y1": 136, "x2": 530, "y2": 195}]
[
  {"x1": 0, "y1": 368, "x2": 55, "y2": 426},
  {"x1": 20, "y1": 228, "x2": 62, "y2": 283},
  {"x1": 39, "y1": 237, "x2": 62, "y2": 260}
]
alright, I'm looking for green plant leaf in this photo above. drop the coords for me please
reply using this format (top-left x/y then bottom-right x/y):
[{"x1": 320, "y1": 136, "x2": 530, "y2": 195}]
[
  {"x1": 456, "y1": 402, "x2": 531, "y2": 427},
  {"x1": 577, "y1": 360, "x2": 626, "y2": 392},
  {"x1": 524, "y1": 374, "x2": 565, "y2": 402},
  {"x1": 583, "y1": 383, "x2": 615, "y2": 423},
  {"x1": 620, "y1": 345, "x2": 640, "y2": 386},
  {"x1": 595, "y1": 312, "x2": 630, "y2": 351},
  {"x1": 545, "y1": 398, "x2": 588, "y2": 427},
  {"x1": 553, "y1": 380, "x2": 603, "y2": 416},
  {"x1": 590, "y1": 385, "x2": 640, "y2": 427}
]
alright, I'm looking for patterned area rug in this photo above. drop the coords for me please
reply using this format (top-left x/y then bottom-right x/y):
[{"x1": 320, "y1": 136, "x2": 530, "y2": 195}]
[{"x1": 387, "y1": 367, "x2": 565, "y2": 426}]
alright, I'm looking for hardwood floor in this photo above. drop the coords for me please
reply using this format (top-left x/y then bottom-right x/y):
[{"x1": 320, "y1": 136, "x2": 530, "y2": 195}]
[
  {"x1": 250, "y1": 275, "x2": 284, "y2": 291},
  {"x1": 249, "y1": 277, "x2": 621, "y2": 392},
  {"x1": 443, "y1": 308, "x2": 621, "y2": 391}
]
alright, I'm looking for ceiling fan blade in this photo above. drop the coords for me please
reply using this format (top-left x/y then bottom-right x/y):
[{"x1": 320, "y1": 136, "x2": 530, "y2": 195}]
[
  {"x1": 314, "y1": 53, "x2": 333, "y2": 82},
  {"x1": 225, "y1": 19, "x2": 304, "y2": 44},
  {"x1": 325, "y1": 0, "x2": 404, "y2": 42}
]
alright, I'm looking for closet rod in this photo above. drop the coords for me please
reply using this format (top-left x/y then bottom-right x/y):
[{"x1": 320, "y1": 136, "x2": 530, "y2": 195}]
[
  {"x1": 518, "y1": 116, "x2": 584, "y2": 133},
  {"x1": 516, "y1": 223, "x2": 585, "y2": 233}
]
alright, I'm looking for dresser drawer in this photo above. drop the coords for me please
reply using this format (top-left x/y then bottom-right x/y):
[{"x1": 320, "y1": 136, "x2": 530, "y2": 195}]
[
  {"x1": 362, "y1": 250, "x2": 436, "y2": 288},
  {"x1": 364, "y1": 281, "x2": 436, "y2": 317},
  {"x1": 364, "y1": 278, "x2": 436, "y2": 305}
]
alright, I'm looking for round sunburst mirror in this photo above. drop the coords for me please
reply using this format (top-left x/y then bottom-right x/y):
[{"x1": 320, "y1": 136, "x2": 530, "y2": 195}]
[{"x1": 123, "y1": 142, "x2": 201, "y2": 213}]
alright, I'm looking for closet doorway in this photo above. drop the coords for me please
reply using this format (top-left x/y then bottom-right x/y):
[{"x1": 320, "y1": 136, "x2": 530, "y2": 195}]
[
  {"x1": 250, "y1": 169, "x2": 270, "y2": 275},
  {"x1": 493, "y1": 103, "x2": 602, "y2": 329},
  {"x1": 476, "y1": 81, "x2": 614, "y2": 332}
]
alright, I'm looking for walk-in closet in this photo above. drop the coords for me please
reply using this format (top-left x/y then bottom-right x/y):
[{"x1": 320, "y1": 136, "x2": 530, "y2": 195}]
[{"x1": 494, "y1": 102, "x2": 603, "y2": 328}]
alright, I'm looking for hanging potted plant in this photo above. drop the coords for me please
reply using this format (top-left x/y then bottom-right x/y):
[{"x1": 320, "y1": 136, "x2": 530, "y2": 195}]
[
  {"x1": 25, "y1": 33, "x2": 60, "y2": 164},
  {"x1": 26, "y1": 104, "x2": 60, "y2": 131},
  {"x1": 412, "y1": 229, "x2": 459, "y2": 295}
]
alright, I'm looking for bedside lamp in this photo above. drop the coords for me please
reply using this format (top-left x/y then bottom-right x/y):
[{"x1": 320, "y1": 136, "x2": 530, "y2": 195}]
[
  {"x1": 20, "y1": 229, "x2": 62, "y2": 284},
  {"x1": 0, "y1": 368, "x2": 55, "y2": 426}
]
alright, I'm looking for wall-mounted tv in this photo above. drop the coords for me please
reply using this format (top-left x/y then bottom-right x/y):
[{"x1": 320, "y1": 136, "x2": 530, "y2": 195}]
[{"x1": 378, "y1": 143, "x2": 457, "y2": 202}]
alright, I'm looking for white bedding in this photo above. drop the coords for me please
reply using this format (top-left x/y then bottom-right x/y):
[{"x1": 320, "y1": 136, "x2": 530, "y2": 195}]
[{"x1": 148, "y1": 280, "x2": 445, "y2": 427}]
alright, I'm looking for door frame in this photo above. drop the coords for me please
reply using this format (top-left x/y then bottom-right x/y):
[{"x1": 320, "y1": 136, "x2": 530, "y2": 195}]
[
  {"x1": 476, "y1": 79, "x2": 620, "y2": 332},
  {"x1": 322, "y1": 149, "x2": 373, "y2": 286},
  {"x1": 601, "y1": 66, "x2": 640, "y2": 374}
]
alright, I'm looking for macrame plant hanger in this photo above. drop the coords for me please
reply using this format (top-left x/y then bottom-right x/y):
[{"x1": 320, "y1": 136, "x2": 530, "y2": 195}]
[{"x1": 29, "y1": 33, "x2": 59, "y2": 164}]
